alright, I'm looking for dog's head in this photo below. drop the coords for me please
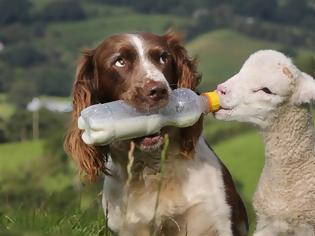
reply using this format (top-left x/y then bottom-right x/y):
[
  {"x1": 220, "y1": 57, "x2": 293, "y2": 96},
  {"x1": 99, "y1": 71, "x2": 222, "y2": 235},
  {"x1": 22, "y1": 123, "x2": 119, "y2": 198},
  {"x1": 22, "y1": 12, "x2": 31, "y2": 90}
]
[{"x1": 64, "y1": 32, "x2": 202, "y2": 180}]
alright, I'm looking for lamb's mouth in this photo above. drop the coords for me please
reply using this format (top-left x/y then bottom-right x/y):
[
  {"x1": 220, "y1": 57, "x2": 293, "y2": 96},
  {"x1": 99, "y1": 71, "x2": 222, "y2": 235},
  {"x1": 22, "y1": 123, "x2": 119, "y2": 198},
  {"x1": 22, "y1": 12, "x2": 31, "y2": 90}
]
[
  {"x1": 214, "y1": 106, "x2": 234, "y2": 119},
  {"x1": 134, "y1": 130, "x2": 165, "y2": 152},
  {"x1": 218, "y1": 106, "x2": 233, "y2": 111}
]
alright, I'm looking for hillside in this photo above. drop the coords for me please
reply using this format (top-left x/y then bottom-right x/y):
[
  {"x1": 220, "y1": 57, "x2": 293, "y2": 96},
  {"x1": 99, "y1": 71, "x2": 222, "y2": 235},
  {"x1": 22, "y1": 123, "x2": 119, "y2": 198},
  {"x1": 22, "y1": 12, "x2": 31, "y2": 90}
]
[
  {"x1": 42, "y1": 13, "x2": 188, "y2": 65},
  {"x1": 214, "y1": 131, "x2": 264, "y2": 232},
  {"x1": 0, "y1": 140, "x2": 43, "y2": 174},
  {"x1": 187, "y1": 29, "x2": 315, "y2": 90}
]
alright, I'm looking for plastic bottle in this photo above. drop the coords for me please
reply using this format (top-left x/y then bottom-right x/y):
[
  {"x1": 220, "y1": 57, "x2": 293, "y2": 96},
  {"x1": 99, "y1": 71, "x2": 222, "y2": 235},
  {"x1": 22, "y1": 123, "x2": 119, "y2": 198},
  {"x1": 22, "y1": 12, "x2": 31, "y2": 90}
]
[{"x1": 78, "y1": 88, "x2": 220, "y2": 145}]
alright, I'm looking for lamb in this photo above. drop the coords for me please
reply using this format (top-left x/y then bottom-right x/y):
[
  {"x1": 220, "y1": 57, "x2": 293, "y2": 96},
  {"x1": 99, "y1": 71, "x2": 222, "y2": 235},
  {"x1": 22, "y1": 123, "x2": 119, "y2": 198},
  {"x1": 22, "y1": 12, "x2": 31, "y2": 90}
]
[{"x1": 215, "y1": 50, "x2": 315, "y2": 236}]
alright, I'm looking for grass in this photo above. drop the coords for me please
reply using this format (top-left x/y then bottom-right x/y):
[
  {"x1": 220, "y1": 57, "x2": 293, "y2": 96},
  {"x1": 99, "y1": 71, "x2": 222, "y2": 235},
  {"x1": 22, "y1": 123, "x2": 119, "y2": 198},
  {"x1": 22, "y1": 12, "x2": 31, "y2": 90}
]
[
  {"x1": 0, "y1": 140, "x2": 43, "y2": 174},
  {"x1": 0, "y1": 131, "x2": 265, "y2": 235},
  {"x1": 0, "y1": 140, "x2": 108, "y2": 235},
  {"x1": 214, "y1": 131, "x2": 264, "y2": 200},
  {"x1": 187, "y1": 29, "x2": 315, "y2": 90},
  {"x1": 0, "y1": 140, "x2": 72, "y2": 193},
  {"x1": 213, "y1": 131, "x2": 264, "y2": 233},
  {"x1": 1, "y1": 199, "x2": 107, "y2": 236}
]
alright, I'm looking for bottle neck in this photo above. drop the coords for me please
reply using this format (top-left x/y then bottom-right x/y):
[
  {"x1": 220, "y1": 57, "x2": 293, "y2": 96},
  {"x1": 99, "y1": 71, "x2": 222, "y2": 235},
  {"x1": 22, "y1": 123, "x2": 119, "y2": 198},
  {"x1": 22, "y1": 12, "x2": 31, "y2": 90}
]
[
  {"x1": 200, "y1": 94, "x2": 211, "y2": 114},
  {"x1": 200, "y1": 91, "x2": 220, "y2": 113}
]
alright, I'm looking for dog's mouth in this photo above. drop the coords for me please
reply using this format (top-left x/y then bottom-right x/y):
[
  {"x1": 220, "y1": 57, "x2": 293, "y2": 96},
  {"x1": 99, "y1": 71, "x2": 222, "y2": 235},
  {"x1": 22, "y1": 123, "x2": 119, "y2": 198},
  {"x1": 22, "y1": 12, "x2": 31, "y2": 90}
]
[{"x1": 134, "y1": 130, "x2": 165, "y2": 152}]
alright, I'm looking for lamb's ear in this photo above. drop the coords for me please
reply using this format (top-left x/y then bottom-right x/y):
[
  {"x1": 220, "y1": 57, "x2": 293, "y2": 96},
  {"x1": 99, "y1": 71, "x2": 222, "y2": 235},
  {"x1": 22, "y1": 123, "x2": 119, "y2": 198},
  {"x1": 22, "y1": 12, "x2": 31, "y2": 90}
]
[{"x1": 293, "y1": 72, "x2": 315, "y2": 105}]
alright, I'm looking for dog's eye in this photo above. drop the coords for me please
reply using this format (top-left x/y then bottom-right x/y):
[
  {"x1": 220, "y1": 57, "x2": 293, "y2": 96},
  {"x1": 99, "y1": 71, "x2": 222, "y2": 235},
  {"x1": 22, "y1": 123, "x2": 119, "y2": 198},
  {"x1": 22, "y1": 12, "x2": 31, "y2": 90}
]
[
  {"x1": 115, "y1": 58, "x2": 125, "y2": 67},
  {"x1": 159, "y1": 52, "x2": 168, "y2": 65}
]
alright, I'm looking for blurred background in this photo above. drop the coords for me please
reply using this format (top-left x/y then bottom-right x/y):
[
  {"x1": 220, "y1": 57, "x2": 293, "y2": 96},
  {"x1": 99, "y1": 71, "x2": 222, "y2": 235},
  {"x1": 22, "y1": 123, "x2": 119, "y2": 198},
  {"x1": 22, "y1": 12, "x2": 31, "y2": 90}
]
[{"x1": 0, "y1": 0, "x2": 314, "y2": 235}]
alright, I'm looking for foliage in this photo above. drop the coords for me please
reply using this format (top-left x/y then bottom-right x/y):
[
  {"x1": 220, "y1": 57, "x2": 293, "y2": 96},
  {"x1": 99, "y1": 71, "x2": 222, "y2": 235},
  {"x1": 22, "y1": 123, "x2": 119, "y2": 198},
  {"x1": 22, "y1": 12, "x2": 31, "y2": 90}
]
[
  {"x1": 0, "y1": 23, "x2": 35, "y2": 44},
  {"x1": 7, "y1": 79, "x2": 38, "y2": 108},
  {"x1": 98, "y1": 0, "x2": 315, "y2": 29},
  {"x1": 4, "y1": 109, "x2": 33, "y2": 141},
  {"x1": 0, "y1": 117, "x2": 5, "y2": 143},
  {"x1": 28, "y1": 65, "x2": 73, "y2": 97},
  {"x1": 239, "y1": 0, "x2": 278, "y2": 21},
  {"x1": 0, "y1": 63, "x2": 12, "y2": 92},
  {"x1": 4, "y1": 109, "x2": 69, "y2": 142},
  {"x1": 0, "y1": 0, "x2": 32, "y2": 25},
  {"x1": 43, "y1": 129, "x2": 68, "y2": 166},
  {"x1": 0, "y1": 93, "x2": 15, "y2": 121},
  {"x1": 0, "y1": 43, "x2": 46, "y2": 67},
  {"x1": 41, "y1": 0, "x2": 86, "y2": 22}
]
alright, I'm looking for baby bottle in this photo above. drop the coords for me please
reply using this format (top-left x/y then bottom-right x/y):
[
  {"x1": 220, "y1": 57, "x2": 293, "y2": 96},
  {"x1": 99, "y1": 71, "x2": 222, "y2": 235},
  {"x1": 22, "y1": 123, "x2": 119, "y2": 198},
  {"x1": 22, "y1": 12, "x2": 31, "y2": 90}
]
[{"x1": 78, "y1": 88, "x2": 220, "y2": 145}]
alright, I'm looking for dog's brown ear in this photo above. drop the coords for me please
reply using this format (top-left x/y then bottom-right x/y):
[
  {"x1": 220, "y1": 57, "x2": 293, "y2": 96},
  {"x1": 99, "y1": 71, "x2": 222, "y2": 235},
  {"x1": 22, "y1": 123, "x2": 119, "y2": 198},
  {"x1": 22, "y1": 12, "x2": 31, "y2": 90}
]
[
  {"x1": 164, "y1": 31, "x2": 203, "y2": 159},
  {"x1": 64, "y1": 49, "x2": 108, "y2": 181},
  {"x1": 163, "y1": 31, "x2": 201, "y2": 89}
]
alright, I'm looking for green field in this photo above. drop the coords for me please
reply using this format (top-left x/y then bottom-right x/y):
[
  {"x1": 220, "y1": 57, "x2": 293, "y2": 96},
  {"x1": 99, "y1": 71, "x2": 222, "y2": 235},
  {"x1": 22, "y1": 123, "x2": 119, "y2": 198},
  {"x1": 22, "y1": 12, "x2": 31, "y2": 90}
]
[
  {"x1": 0, "y1": 140, "x2": 107, "y2": 235},
  {"x1": 1, "y1": 3, "x2": 314, "y2": 234},
  {"x1": 214, "y1": 131, "x2": 264, "y2": 233},
  {"x1": 0, "y1": 130, "x2": 264, "y2": 234},
  {"x1": 38, "y1": 13, "x2": 187, "y2": 67},
  {"x1": 215, "y1": 131, "x2": 264, "y2": 201},
  {"x1": 187, "y1": 29, "x2": 315, "y2": 90},
  {"x1": 0, "y1": 140, "x2": 43, "y2": 174}
]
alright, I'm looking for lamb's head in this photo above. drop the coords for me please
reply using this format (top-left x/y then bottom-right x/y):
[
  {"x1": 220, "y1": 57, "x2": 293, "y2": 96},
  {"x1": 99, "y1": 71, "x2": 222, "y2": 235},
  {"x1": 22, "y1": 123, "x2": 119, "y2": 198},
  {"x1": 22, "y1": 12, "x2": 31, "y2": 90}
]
[{"x1": 215, "y1": 50, "x2": 315, "y2": 128}]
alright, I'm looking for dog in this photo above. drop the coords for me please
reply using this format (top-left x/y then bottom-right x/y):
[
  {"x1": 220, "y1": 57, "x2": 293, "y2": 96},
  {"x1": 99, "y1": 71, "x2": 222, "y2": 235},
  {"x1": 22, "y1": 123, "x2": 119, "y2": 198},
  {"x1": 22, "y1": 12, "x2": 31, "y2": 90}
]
[{"x1": 64, "y1": 31, "x2": 248, "y2": 236}]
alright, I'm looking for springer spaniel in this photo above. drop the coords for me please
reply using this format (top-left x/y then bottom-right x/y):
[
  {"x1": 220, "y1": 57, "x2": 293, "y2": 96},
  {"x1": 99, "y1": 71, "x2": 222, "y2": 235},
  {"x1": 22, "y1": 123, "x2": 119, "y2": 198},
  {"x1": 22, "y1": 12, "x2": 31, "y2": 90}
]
[{"x1": 64, "y1": 32, "x2": 248, "y2": 236}]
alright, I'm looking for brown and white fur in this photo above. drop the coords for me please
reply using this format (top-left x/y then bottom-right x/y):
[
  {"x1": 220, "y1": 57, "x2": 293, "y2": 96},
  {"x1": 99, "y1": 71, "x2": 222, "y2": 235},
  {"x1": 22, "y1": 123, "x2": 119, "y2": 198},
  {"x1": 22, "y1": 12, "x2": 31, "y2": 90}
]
[{"x1": 64, "y1": 32, "x2": 248, "y2": 236}]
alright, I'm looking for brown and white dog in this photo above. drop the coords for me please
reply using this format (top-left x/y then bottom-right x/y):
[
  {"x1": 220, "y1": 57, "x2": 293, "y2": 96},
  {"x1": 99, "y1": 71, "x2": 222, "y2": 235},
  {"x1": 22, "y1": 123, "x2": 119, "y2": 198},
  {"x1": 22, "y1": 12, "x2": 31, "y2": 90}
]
[{"x1": 64, "y1": 32, "x2": 248, "y2": 236}]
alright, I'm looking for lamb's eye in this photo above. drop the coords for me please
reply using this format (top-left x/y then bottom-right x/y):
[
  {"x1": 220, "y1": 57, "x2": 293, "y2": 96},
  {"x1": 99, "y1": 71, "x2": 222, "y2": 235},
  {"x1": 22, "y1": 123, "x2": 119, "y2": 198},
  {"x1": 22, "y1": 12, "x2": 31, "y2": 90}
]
[
  {"x1": 115, "y1": 58, "x2": 125, "y2": 67},
  {"x1": 159, "y1": 52, "x2": 168, "y2": 64},
  {"x1": 261, "y1": 87, "x2": 273, "y2": 94}
]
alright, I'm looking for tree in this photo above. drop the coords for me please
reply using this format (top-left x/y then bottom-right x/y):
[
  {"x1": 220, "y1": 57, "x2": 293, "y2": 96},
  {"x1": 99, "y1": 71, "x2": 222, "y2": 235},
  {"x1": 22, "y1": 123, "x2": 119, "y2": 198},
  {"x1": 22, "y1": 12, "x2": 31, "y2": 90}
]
[
  {"x1": 0, "y1": 117, "x2": 6, "y2": 142},
  {"x1": 276, "y1": 0, "x2": 312, "y2": 25},
  {"x1": 238, "y1": 0, "x2": 277, "y2": 21},
  {"x1": 7, "y1": 79, "x2": 38, "y2": 108},
  {"x1": 0, "y1": 44, "x2": 46, "y2": 67},
  {"x1": 5, "y1": 109, "x2": 32, "y2": 141},
  {"x1": 5, "y1": 108, "x2": 69, "y2": 142},
  {"x1": 42, "y1": 0, "x2": 86, "y2": 22},
  {"x1": 0, "y1": 62, "x2": 12, "y2": 92},
  {"x1": 29, "y1": 66, "x2": 73, "y2": 96},
  {"x1": 43, "y1": 129, "x2": 69, "y2": 166},
  {"x1": 0, "y1": 0, "x2": 32, "y2": 25}
]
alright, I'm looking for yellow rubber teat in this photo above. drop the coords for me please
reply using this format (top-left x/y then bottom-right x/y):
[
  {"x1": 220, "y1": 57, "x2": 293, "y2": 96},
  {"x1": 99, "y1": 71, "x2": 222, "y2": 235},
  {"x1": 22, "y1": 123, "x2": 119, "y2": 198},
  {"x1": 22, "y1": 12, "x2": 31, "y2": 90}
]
[{"x1": 202, "y1": 91, "x2": 220, "y2": 112}]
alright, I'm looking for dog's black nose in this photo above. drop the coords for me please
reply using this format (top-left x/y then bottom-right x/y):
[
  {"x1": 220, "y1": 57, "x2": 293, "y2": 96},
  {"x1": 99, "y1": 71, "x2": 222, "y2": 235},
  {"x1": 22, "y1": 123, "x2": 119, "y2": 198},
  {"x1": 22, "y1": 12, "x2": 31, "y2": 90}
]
[{"x1": 145, "y1": 81, "x2": 168, "y2": 101}]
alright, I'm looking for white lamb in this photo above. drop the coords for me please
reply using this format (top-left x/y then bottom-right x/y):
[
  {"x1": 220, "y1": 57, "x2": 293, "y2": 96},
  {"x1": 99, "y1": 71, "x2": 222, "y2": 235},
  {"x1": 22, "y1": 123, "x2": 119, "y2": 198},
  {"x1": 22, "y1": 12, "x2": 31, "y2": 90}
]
[{"x1": 215, "y1": 50, "x2": 315, "y2": 236}]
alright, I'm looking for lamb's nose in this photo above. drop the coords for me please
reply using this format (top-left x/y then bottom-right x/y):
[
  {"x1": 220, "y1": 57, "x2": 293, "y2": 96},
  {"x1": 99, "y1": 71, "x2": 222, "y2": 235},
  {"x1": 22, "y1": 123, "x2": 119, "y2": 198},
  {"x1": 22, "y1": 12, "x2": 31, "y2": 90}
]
[
  {"x1": 216, "y1": 84, "x2": 227, "y2": 95},
  {"x1": 144, "y1": 81, "x2": 168, "y2": 101}
]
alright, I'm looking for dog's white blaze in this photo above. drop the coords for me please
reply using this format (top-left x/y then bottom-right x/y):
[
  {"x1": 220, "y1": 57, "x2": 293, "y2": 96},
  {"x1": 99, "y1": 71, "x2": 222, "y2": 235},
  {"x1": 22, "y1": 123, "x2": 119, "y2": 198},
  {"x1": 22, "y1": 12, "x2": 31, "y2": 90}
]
[{"x1": 129, "y1": 34, "x2": 171, "y2": 92}]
